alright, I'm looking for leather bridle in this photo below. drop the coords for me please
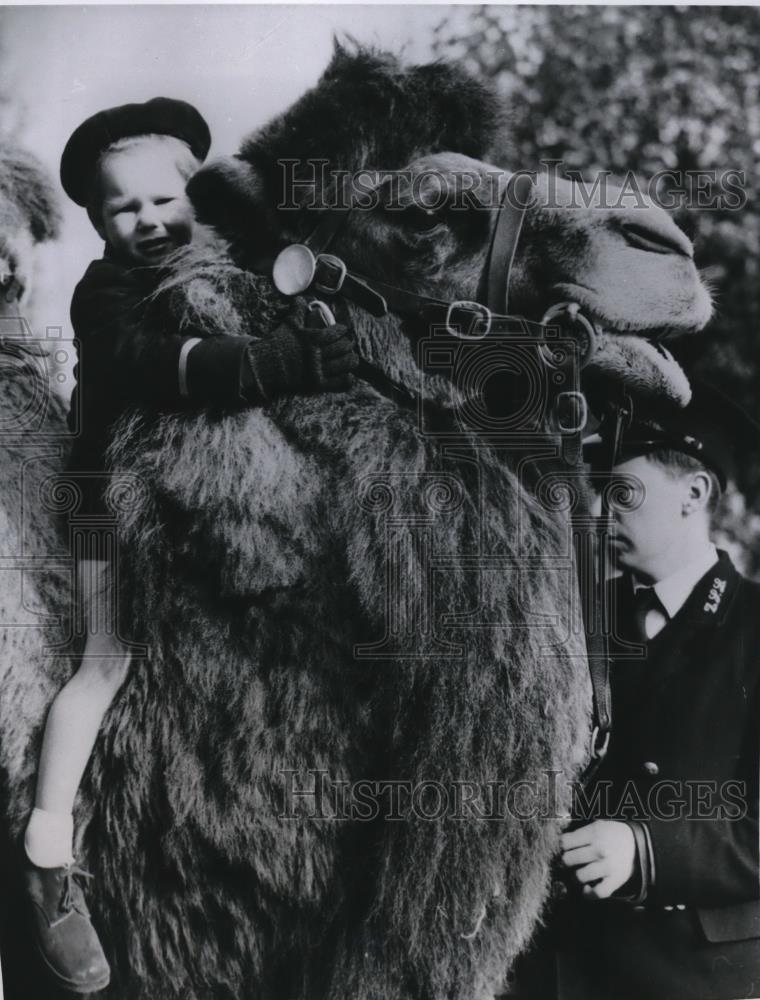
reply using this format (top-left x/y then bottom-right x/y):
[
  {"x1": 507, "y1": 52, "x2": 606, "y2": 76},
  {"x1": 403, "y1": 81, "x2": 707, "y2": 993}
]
[
  {"x1": 272, "y1": 174, "x2": 598, "y2": 359},
  {"x1": 270, "y1": 170, "x2": 622, "y2": 770}
]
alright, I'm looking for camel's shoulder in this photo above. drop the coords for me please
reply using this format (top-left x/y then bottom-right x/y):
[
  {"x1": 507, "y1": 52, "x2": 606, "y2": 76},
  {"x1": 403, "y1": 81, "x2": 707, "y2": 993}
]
[
  {"x1": 270, "y1": 381, "x2": 531, "y2": 541},
  {"x1": 273, "y1": 378, "x2": 466, "y2": 474}
]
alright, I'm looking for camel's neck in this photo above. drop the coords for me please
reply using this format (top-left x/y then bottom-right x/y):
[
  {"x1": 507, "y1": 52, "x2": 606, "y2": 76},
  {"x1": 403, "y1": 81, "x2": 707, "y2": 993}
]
[{"x1": 348, "y1": 303, "x2": 468, "y2": 414}]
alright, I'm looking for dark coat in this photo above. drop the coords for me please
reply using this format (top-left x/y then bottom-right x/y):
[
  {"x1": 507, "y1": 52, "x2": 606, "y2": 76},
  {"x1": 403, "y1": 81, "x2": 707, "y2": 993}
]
[
  {"x1": 67, "y1": 253, "x2": 253, "y2": 518},
  {"x1": 526, "y1": 549, "x2": 760, "y2": 1000}
]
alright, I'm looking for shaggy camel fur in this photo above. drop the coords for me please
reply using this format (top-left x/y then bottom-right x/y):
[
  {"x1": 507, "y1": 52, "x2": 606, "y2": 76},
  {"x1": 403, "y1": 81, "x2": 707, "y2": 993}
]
[
  {"x1": 0, "y1": 50, "x2": 710, "y2": 1000},
  {"x1": 0, "y1": 144, "x2": 66, "y2": 753},
  {"x1": 0, "y1": 146, "x2": 69, "y2": 998}
]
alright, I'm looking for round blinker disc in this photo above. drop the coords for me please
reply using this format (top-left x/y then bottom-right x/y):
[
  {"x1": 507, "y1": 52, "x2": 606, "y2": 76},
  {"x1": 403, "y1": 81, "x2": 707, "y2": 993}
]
[{"x1": 272, "y1": 244, "x2": 317, "y2": 296}]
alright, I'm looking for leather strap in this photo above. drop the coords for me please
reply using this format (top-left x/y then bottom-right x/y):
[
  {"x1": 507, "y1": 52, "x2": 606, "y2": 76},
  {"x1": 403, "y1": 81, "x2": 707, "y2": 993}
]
[
  {"x1": 343, "y1": 271, "x2": 524, "y2": 333},
  {"x1": 483, "y1": 173, "x2": 533, "y2": 314},
  {"x1": 303, "y1": 206, "x2": 352, "y2": 253},
  {"x1": 580, "y1": 400, "x2": 633, "y2": 775},
  {"x1": 292, "y1": 174, "x2": 535, "y2": 329}
]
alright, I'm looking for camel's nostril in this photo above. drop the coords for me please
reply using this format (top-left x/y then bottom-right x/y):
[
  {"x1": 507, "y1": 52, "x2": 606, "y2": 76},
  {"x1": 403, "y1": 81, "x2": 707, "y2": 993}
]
[{"x1": 619, "y1": 222, "x2": 691, "y2": 258}]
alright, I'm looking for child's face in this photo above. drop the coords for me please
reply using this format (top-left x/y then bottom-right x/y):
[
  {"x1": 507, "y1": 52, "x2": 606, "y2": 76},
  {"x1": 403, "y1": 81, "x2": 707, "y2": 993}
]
[{"x1": 97, "y1": 144, "x2": 194, "y2": 266}]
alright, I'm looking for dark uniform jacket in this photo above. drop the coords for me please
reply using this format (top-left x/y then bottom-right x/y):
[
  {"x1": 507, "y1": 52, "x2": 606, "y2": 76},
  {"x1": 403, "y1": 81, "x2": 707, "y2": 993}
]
[
  {"x1": 68, "y1": 253, "x2": 253, "y2": 519},
  {"x1": 540, "y1": 550, "x2": 760, "y2": 1000},
  {"x1": 555, "y1": 553, "x2": 760, "y2": 1000}
]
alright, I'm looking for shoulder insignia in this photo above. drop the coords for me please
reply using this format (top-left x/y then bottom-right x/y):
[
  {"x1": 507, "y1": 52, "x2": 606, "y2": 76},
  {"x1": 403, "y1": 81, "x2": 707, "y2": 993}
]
[{"x1": 703, "y1": 576, "x2": 727, "y2": 614}]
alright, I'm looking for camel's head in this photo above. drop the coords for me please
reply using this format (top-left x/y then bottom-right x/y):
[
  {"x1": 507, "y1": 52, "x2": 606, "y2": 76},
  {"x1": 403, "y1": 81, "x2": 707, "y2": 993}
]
[
  {"x1": 509, "y1": 168, "x2": 710, "y2": 412},
  {"x1": 0, "y1": 146, "x2": 61, "y2": 315},
  {"x1": 188, "y1": 44, "x2": 711, "y2": 415}
]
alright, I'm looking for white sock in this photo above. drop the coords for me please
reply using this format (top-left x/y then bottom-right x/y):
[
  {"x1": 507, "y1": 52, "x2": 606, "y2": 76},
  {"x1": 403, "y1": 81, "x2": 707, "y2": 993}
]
[{"x1": 24, "y1": 807, "x2": 75, "y2": 868}]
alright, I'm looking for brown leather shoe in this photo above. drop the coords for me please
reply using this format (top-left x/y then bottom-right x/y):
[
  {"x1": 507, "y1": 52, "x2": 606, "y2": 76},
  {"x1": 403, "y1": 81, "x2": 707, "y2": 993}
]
[{"x1": 24, "y1": 863, "x2": 111, "y2": 994}]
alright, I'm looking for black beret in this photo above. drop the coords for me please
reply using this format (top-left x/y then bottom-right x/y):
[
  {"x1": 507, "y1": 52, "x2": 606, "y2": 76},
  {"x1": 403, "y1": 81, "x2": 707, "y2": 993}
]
[
  {"x1": 584, "y1": 380, "x2": 760, "y2": 490},
  {"x1": 60, "y1": 96, "x2": 211, "y2": 206}
]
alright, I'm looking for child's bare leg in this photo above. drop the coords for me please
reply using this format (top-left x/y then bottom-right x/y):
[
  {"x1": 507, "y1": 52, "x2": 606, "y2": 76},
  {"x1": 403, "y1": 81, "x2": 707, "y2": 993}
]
[
  {"x1": 25, "y1": 559, "x2": 130, "y2": 868},
  {"x1": 25, "y1": 633, "x2": 130, "y2": 866},
  {"x1": 22, "y1": 558, "x2": 120, "y2": 991}
]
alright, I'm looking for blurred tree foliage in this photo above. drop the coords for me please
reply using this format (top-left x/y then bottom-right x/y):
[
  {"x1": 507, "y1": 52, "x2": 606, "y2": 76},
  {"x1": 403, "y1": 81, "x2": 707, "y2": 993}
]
[{"x1": 434, "y1": 5, "x2": 760, "y2": 571}]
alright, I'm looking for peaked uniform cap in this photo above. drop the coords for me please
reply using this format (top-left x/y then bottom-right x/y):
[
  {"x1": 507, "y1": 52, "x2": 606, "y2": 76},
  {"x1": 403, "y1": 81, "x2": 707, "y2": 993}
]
[
  {"x1": 60, "y1": 97, "x2": 211, "y2": 206},
  {"x1": 584, "y1": 380, "x2": 760, "y2": 490}
]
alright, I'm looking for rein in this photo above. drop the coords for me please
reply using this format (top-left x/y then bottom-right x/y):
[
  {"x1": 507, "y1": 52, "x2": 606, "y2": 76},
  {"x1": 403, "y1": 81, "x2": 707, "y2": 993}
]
[{"x1": 271, "y1": 171, "x2": 624, "y2": 772}]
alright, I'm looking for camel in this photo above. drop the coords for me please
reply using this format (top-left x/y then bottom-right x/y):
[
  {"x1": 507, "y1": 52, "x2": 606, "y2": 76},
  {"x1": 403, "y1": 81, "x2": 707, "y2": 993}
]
[
  {"x1": 0, "y1": 144, "x2": 67, "y2": 759},
  {"x1": 0, "y1": 146, "x2": 61, "y2": 316},
  {"x1": 0, "y1": 49, "x2": 711, "y2": 1000},
  {"x1": 0, "y1": 145, "x2": 71, "y2": 994}
]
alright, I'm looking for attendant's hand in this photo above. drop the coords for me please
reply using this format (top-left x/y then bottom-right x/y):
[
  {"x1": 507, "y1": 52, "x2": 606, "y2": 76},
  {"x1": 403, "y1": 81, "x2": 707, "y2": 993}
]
[{"x1": 559, "y1": 820, "x2": 636, "y2": 899}]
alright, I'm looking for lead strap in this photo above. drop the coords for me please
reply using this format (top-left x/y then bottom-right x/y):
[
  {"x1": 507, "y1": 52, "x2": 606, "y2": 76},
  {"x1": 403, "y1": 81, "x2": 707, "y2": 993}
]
[{"x1": 581, "y1": 397, "x2": 633, "y2": 781}]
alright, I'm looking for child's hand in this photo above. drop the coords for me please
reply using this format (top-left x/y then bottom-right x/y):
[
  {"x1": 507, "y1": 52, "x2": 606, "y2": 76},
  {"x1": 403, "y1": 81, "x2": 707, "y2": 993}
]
[
  {"x1": 242, "y1": 316, "x2": 358, "y2": 401},
  {"x1": 559, "y1": 820, "x2": 636, "y2": 899},
  {"x1": 299, "y1": 321, "x2": 359, "y2": 392}
]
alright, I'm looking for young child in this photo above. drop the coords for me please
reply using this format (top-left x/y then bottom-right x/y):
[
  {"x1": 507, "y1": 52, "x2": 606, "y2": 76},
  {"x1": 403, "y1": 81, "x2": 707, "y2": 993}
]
[{"x1": 23, "y1": 97, "x2": 357, "y2": 994}]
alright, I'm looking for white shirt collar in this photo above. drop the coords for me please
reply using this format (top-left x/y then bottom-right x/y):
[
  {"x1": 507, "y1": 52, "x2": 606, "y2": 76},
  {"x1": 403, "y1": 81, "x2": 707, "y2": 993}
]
[{"x1": 634, "y1": 543, "x2": 719, "y2": 620}]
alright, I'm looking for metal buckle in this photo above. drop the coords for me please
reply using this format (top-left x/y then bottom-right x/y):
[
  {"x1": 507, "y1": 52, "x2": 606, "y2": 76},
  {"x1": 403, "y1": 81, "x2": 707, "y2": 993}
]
[
  {"x1": 590, "y1": 725, "x2": 610, "y2": 761},
  {"x1": 444, "y1": 300, "x2": 492, "y2": 340},
  {"x1": 314, "y1": 254, "x2": 347, "y2": 295},
  {"x1": 307, "y1": 299, "x2": 336, "y2": 328},
  {"x1": 554, "y1": 391, "x2": 588, "y2": 434},
  {"x1": 540, "y1": 301, "x2": 599, "y2": 368}
]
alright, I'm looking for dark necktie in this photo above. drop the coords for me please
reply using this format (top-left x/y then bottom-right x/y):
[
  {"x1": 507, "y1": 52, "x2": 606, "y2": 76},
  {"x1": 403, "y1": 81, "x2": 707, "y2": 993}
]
[{"x1": 631, "y1": 586, "x2": 665, "y2": 642}]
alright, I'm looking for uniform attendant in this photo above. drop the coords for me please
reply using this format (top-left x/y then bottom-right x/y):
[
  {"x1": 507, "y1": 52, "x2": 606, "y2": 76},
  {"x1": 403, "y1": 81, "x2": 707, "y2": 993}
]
[{"x1": 509, "y1": 383, "x2": 760, "y2": 1000}]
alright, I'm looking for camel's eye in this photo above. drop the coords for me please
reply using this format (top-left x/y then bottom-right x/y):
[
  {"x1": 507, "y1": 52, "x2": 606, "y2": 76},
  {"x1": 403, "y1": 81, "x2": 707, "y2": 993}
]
[
  {"x1": 381, "y1": 202, "x2": 448, "y2": 232},
  {"x1": 406, "y1": 205, "x2": 447, "y2": 230},
  {"x1": 376, "y1": 174, "x2": 452, "y2": 232}
]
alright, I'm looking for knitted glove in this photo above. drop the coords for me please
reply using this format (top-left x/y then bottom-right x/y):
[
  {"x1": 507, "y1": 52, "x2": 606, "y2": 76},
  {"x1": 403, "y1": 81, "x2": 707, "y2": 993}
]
[{"x1": 241, "y1": 314, "x2": 358, "y2": 402}]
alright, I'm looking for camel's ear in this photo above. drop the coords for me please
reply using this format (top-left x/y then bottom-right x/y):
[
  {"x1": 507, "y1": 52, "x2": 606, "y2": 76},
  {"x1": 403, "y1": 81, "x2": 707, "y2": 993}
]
[
  {"x1": 0, "y1": 146, "x2": 62, "y2": 243},
  {"x1": 187, "y1": 155, "x2": 270, "y2": 247}
]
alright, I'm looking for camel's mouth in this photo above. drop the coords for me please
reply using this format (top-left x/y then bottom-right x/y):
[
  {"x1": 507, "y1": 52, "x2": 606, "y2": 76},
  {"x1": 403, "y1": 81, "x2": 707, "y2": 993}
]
[
  {"x1": 581, "y1": 331, "x2": 692, "y2": 419},
  {"x1": 548, "y1": 284, "x2": 694, "y2": 416}
]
